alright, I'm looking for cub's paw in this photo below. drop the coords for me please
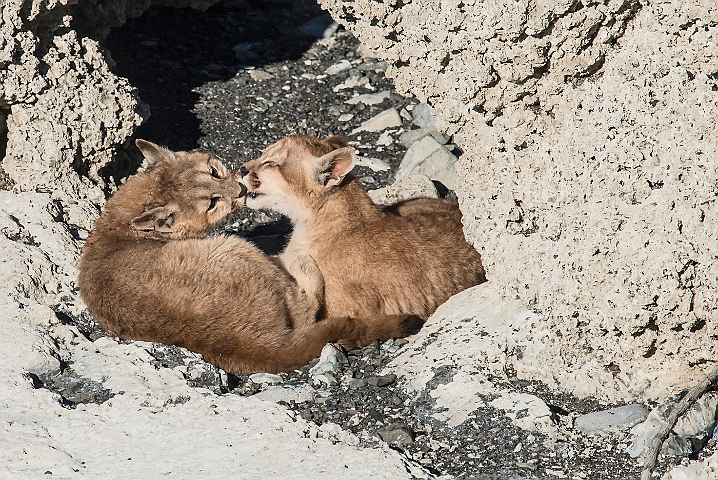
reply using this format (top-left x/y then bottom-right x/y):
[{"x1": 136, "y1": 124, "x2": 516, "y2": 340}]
[{"x1": 399, "y1": 315, "x2": 425, "y2": 337}]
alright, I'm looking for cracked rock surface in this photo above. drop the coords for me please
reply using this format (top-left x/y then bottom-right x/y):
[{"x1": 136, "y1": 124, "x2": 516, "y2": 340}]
[{"x1": 319, "y1": 0, "x2": 718, "y2": 403}]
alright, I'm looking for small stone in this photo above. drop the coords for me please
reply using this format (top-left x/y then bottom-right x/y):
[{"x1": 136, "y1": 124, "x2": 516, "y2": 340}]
[
  {"x1": 325, "y1": 60, "x2": 352, "y2": 75},
  {"x1": 411, "y1": 103, "x2": 437, "y2": 129},
  {"x1": 367, "y1": 374, "x2": 397, "y2": 387},
  {"x1": 574, "y1": 403, "x2": 649, "y2": 435},
  {"x1": 395, "y1": 135, "x2": 459, "y2": 190},
  {"x1": 254, "y1": 384, "x2": 315, "y2": 404},
  {"x1": 309, "y1": 343, "x2": 347, "y2": 376},
  {"x1": 351, "y1": 108, "x2": 402, "y2": 134},
  {"x1": 376, "y1": 131, "x2": 393, "y2": 146},
  {"x1": 345, "y1": 90, "x2": 391, "y2": 106},
  {"x1": 355, "y1": 156, "x2": 390, "y2": 172},
  {"x1": 338, "y1": 113, "x2": 354, "y2": 122},
  {"x1": 248, "y1": 372, "x2": 283, "y2": 385},
  {"x1": 249, "y1": 68, "x2": 274, "y2": 82},
  {"x1": 328, "y1": 106, "x2": 341, "y2": 117},
  {"x1": 398, "y1": 128, "x2": 433, "y2": 147},
  {"x1": 360, "y1": 176, "x2": 375, "y2": 184},
  {"x1": 376, "y1": 423, "x2": 415, "y2": 446},
  {"x1": 346, "y1": 378, "x2": 368, "y2": 388},
  {"x1": 400, "y1": 108, "x2": 413, "y2": 121}
]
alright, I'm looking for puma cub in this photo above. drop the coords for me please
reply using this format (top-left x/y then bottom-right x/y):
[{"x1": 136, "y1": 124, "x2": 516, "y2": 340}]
[
  {"x1": 79, "y1": 140, "x2": 422, "y2": 375},
  {"x1": 241, "y1": 135, "x2": 486, "y2": 319}
]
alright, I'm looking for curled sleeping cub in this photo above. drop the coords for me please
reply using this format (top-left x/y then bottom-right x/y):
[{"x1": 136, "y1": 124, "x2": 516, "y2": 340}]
[
  {"x1": 240, "y1": 135, "x2": 486, "y2": 320},
  {"x1": 78, "y1": 140, "x2": 422, "y2": 375}
]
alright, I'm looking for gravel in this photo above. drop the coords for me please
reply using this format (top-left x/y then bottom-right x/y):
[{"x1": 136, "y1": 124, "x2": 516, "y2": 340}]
[{"x1": 48, "y1": 1, "x2": 716, "y2": 478}]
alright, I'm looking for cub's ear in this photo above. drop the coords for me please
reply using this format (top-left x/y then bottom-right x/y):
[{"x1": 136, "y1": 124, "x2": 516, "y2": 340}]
[
  {"x1": 325, "y1": 135, "x2": 349, "y2": 150},
  {"x1": 131, "y1": 206, "x2": 176, "y2": 233},
  {"x1": 135, "y1": 139, "x2": 171, "y2": 168},
  {"x1": 316, "y1": 147, "x2": 356, "y2": 188}
]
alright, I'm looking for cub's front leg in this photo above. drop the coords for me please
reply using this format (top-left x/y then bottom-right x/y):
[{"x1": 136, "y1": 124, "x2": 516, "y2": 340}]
[{"x1": 279, "y1": 251, "x2": 325, "y2": 323}]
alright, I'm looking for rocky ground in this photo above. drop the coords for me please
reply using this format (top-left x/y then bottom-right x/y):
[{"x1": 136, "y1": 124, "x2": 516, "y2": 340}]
[{"x1": 25, "y1": 1, "x2": 717, "y2": 479}]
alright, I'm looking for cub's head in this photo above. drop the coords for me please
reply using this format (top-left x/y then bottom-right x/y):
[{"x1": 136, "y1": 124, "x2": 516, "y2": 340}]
[
  {"x1": 125, "y1": 139, "x2": 246, "y2": 240},
  {"x1": 239, "y1": 135, "x2": 356, "y2": 219}
]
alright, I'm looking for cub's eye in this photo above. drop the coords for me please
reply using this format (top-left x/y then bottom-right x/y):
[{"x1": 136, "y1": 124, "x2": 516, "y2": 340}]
[
  {"x1": 210, "y1": 165, "x2": 221, "y2": 179},
  {"x1": 207, "y1": 196, "x2": 220, "y2": 212},
  {"x1": 261, "y1": 161, "x2": 278, "y2": 168}
]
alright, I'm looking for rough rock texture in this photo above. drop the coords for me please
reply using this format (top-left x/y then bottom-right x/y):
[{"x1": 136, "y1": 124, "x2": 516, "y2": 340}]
[
  {"x1": 0, "y1": 0, "x2": 217, "y2": 230},
  {"x1": 319, "y1": 0, "x2": 718, "y2": 402}
]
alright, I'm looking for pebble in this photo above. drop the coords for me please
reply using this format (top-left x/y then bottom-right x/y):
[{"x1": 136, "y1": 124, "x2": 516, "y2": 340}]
[
  {"x1": 337, "y1": 113, "x2": 354, "y2": 122},
  {"x1": 376, "y1": 131, "x2": 393, "y2": 146},
  {"x1": 309, "y1": 344, "x2": 347, "y2": 376},
  {"x1": 376, "y1": 423, "x2": 415, "y2": 446},
  {"x1": 355, "y1": 156, "x2": 390, "y2": 172},
  {"x1": 367, "y1": 374, "x2": 397, "y2": 387},
  {"x1": 351, "y1": 108, "x2": 402, "y2": 134},
  {"x1": 411, "y1": 103, "x2": 437, "y2": 129},
  {"x1": 395, "y1": 135, "x2": 459, "y2": 189},
  {"x1": 345, "y1": 90, "x2": 391, "y2": 105},
  {"x1": 247, "y1": 68, "x2": 274, "y2": 82},
  {"x1": 249, "y1": 372, "x2": 283, "y2": 385},
  {"x1": 324, "y1": 59, "x2": 352, "y2": 75}
]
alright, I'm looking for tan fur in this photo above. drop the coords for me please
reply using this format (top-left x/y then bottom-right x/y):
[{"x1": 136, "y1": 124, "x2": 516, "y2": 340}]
[
  {"x1": 241, "y1": 135, "x2": 487, "y2": 319},
  {"x1": 78, "y1": 140, "x2": 423, "y2": 375}
]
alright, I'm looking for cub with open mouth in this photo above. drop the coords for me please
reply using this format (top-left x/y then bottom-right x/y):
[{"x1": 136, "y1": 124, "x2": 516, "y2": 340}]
[
  {"x1": 240, "y1": 135, "x2": 486, "y2": 320},
  {"x1": 79, "y1": 140, "x2": 422, "y2": 375}
]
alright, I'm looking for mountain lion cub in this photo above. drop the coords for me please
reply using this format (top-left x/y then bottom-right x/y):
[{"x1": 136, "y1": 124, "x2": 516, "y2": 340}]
[
  {"x1": 79, "y1": 140, "x2": 422, "y2": 375},
  {"x1": 241, "y1": 135, "x2": 486, "y2": 319}
]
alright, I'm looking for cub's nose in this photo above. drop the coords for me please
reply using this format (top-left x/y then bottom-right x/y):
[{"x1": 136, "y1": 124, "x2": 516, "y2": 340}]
[
  {"x1": 239, "y1": 165, "x2": 248, "y2": 177},
  {"x1": 238, "y1": 182, "x2": 247, "y2": 198}
]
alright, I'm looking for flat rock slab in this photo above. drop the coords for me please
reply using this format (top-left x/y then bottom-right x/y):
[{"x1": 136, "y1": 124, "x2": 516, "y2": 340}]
[{"x1": 574, "y1": 404, "x2": 649, "y2": 435}]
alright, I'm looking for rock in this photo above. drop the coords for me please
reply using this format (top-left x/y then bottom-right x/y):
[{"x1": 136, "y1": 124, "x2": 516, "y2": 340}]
[
  {"x1": 324, "y1": 59, "x2": 352, "y2": 75},
  {"x1": 376, "y1": 423, "x2": 415, "y2": 446},
  {"x1": 368, "y1": 174, "x2": 438, "y2": 206},
  {"x1": 395, "y1": 135, "x2": 459, "y2": 190},
  {"x1": 249, "y1": 373, "x2": 283, "y2": 385},
  {"x1": 309, "y1": 344, "x2": 348, "y2": 376},
  {"x1": 248, "y1": 69, "x2": 274, "y2": 81},
  {"x1": 376, "y1": 131, "x2": 393, "y2": 146},
  {"x1": 333, "y1": 69, "x2": 363, "y2": 91},
  {"x1": 661, "y1": 449, "x2": 718, "y2": 480},
  {"x1": 345, "y1": 90, "x2": 391, "y2": 105},
  {"x1": 253, "y1": 384, "x2": 316, "y2": 404},
  {"x1": 355, "y1": 156, "x2": 390, "y2": 172},
  {"x1": 574, "y1": 404, "x2": 649, "y2": 435},
  {"x1": 346, "y1": 378, "x2": 368, "y2": 388},
  {"x1": 398, "y1": 128, "x2": 433, "y2": 148},
  {"x1": 490, "y1": 392, "x2": 556, "y2": 434},
  {"x1": 338, "y1": 113, "x2": 354, "y2": 122},
  {"x1": 629, "y1": 392, "x2": 718, "y2": 457},
  {"x1": 410, "y1": 103, "x2": 436, "y2": 130},
  {"x1": 296, "y1": 14, "x2": 338, "y2": 39},
  {"x1": 351, "y1": 108, "x2": 402, "y2": 134},
  {"x1": 320, "y1": 0, "x2": 718, "y2": 406},
  {"x1": 368, "y1": 374, "x2": 397, "y2": 387}
]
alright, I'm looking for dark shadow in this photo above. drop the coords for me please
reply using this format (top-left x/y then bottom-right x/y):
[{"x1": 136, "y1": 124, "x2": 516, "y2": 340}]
[
  {"x1": 236, "y1": 215, "x2": 294, "y2": 255},
  {"x1": 0, "y1": 108, "x2": 12, "y2": 191},
  {"x1": 103, "y1": 0, "x2": 329, "y2": 152}
]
